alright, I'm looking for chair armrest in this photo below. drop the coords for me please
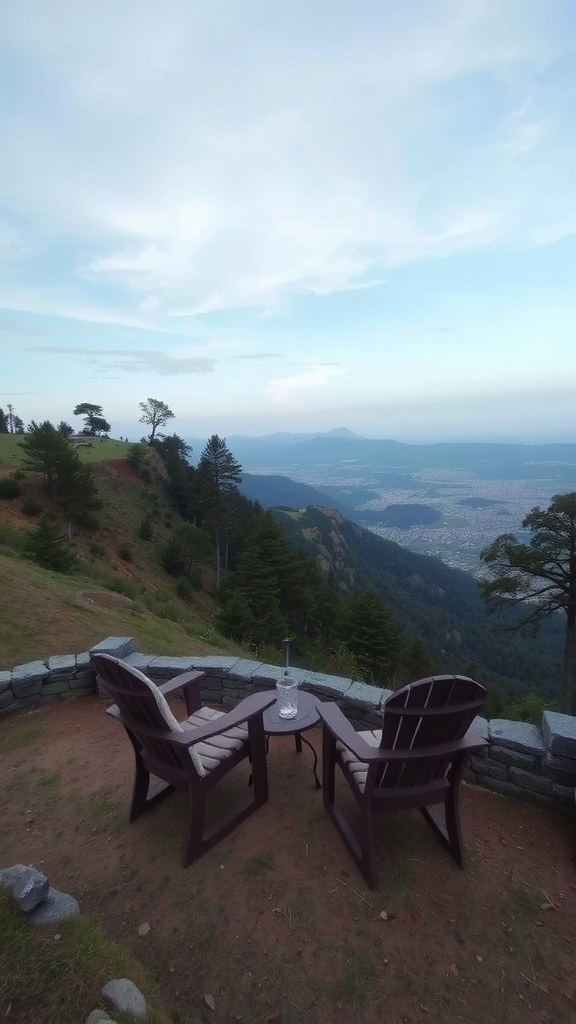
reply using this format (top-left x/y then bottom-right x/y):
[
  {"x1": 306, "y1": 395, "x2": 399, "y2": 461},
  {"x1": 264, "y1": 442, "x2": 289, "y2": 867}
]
[
  {"x1": 319, "y1": 702, "x2": 487, "y2": 763},
  {"x1": 158, "y1": 670, "x2": 205, "y2": 714}
]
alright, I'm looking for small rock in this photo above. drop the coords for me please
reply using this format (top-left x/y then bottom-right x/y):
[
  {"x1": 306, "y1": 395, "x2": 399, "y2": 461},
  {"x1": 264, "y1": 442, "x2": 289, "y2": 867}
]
[
  {"x1": 12, "y1": 867, "x2": 50, "y2": 912},
  {"x1": 204, "y1": 993, "x2": 216, "y2": 1011},
  {"x1": 137, "y1": 922, "x2": 150, "y2": 937},
  {"x1": 85, "y1": 1010, "x2": 118, "y2": 1024},
  {"x1": 379, "y1": 910, "x2": 388, "y2": 921},
  {"x1": 102, "y1": 979, "x2": 147, "y2": 1019},
  {"x1": 29, "y1": 888, "x2": 80, "y2": 926}
]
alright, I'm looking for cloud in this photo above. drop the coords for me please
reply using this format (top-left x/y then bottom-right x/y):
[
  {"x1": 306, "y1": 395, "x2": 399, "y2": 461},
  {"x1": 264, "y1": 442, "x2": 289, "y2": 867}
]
[
  {"x1": 268, "y1": 363, "x2": 347, "y2": 407},
  {"x1": 229, "y1": 352, "x2": 285, "y2": 362},
  {"x1": 1, "y1": 0, "x2": 575, "y2": 322},
  {"x1": 25, "y1": 345, "x2": 216, "y2": 376}
]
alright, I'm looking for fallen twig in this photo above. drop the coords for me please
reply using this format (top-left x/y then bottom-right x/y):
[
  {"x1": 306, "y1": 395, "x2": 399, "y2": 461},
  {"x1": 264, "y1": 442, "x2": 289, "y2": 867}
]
[
  {"x1": 326, "y1": 870, "x2": 373, "y2": 907},
  {"x1": 519, "y1": 973, "x2": 549, "y2": 995}
]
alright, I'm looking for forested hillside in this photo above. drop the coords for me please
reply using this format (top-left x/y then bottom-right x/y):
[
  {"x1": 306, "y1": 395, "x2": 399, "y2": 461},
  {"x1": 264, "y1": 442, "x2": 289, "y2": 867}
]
[{"x1": 0, "y1": 420, "x2": 568, "y2": 718}]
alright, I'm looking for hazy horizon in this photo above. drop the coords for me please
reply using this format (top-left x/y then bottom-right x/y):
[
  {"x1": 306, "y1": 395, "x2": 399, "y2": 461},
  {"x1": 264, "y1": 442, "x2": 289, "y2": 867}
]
[{"x1": 2, "y1": 1, "x2": 576, "y2": 441}]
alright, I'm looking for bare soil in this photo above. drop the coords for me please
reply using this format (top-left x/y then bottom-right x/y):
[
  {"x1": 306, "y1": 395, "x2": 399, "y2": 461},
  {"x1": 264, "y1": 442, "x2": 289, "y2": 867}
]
[
  {"x1": 76, "y1": 590, "x2": 135, "y2": 609},
  {"x1": 1, "y1": 699, "x2": 575, "y2": 1024}
]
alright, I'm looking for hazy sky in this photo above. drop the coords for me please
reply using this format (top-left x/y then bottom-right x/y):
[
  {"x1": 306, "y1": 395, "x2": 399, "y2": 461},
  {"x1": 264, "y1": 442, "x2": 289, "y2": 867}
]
[{"x1": 1, "y1": 0, "x2": 575, "y2": 442}]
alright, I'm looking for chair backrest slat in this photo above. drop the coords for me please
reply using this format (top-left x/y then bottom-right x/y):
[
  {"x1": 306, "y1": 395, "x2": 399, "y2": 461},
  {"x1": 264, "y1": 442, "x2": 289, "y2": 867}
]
[
  {"x1": 377, "y1": 675, "x2": 485, "y2": 789},
  {"x1": 92, "y1": 653, "x2": 183, "y2": 770}
]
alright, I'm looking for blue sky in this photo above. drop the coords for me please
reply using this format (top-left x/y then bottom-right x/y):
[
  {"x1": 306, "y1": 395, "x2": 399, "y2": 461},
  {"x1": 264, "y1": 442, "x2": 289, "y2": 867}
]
[{"x1": 1, "y1": 0, "x2": 575, "y2": 442}]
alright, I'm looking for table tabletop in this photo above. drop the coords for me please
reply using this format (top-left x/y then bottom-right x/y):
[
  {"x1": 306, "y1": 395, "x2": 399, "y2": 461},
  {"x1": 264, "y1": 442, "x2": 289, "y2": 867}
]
[{"x1": 262, "y1": 689, "x2": 321, "y2": 736}]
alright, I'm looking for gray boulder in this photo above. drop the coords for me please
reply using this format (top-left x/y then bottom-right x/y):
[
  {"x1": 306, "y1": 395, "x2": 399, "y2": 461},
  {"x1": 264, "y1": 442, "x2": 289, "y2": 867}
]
[
  {"x1": 13, "y1": 867, "x2": 50, "y2": 912},
  {"x1": 0, "y1": 864, "x2": 49, "y2": 911},
  {"x1": 102, "y1": 979, "x2": 147, "y2": 1019},
  {"x1": 29, "y1": 887, "x2": 80, "y2": 925}
]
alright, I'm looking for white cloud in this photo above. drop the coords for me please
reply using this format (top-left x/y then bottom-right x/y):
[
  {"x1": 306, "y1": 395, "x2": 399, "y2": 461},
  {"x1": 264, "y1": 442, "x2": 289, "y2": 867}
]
[
  {"x1": 0, "y1": 0, "x2": 575, "y2": 321},
  {"x1": 268, "y1": 363, "x2": 347, "y2": 407}
]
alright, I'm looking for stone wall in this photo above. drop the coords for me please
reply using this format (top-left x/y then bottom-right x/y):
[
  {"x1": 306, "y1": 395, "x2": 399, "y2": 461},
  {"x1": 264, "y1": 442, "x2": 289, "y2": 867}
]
[{"x1": 2, "y1": 635, "x2": 575, "y2": 815}]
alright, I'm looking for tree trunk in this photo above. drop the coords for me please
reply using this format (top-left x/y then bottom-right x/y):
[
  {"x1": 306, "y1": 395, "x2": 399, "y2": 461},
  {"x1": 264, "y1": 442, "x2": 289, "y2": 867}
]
[
  {"x1": 215, "y1": 532, "x2": 221, "y2": 589},
  {"x1": 561, "y1": 605, "x2": 575, "y2": 714}
]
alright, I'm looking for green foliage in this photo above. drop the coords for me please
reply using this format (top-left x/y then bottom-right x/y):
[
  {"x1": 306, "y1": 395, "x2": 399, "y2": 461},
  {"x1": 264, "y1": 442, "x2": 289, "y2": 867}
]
[
  {"x1": 126, "y1": 443, "x2": 148, "y2": 469},
  {"x1": 0, "y1": 477, "x2": 23, "y2": 499},
  {"x1": 117, "y1": 545, "x2": 133, "y2": 562},
  {"x1": 162, "y1": 524, "x2": 212, "y2": 578},
  {"x1": 503, "y1": 692, "x2": 552, "y2": 724},
  {"x1": 216, "y1": 592, "x2": 255, "y2": 642},
  {"x1": 12, "y1": 469, "x2": 25, "y2": 481},
  {"x1": 20, "y1": 497, "x2": 43, "y2": 517},
  {"x1": 26, "y1": 515, "x2": 76, "y2": 573},
  {"x1": 137, "y1": 517, "x2": 154, "y2": 541},
  {"x1": 139, "y1": 397, "x2": 175, "y2": 443},
  {"x1": 72, "y1": 402, "x2": 110, "y2": 436},
  {"x1": 87, "y1": 540, "x2": 107, "y2": 559},
  {"x1": 175, "y1": 574, "x2": 201, "y2": 600},
  {"x1": 0, "y1": 522, "x2": 27, "y2": 554},
  {"x1": 481, "y1": 492, "x2": 576, "y2": 712},
  {"x1": 340, "y1": 588, "x2": 404, "y2": 685}
]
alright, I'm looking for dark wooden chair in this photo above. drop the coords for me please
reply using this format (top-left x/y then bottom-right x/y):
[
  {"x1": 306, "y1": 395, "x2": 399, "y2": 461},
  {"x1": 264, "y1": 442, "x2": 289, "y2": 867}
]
[
  {"x1": 91, "y1": 653, "x2": 275, "y2": 867},
  {"x1": 319, "y1": 674, "x2": 487, "y2": 888}
]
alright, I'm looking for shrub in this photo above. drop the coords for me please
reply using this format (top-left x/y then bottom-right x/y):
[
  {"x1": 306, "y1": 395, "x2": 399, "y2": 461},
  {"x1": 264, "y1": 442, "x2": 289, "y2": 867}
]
[
  {"x1": 20, "y1": 498, "x2": 43, "y2": 517},
  {"x1": 0, "y1": 478, "x2": 23, "y2": 499},
  {"x1": 0, "y1": 522, "x2": 27, "y2": 554},
  {"x1": 176, "y1": 576, "x2": 202, "y2": 600},
  {"x1": 138, "y1": 518, "x2": 154, "y2": 541},
  {"x1": 87, "y1": 540, "x2": 107, "y2": 559},
  {"x1": 126, "y1": 443, "x2": 147, "y2": 469},
  {"x1": 118, "y1": 545, "x2": 133, "y2": 562},
  {"x1": 12, "y1": 469, "x2": 26, "y2": 481}
]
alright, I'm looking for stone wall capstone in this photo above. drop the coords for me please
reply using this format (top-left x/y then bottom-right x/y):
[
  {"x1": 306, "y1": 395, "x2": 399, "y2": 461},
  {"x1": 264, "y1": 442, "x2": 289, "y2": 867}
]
[{"x1": 1, "y1": 636, "x2": 575, "y2": 815}]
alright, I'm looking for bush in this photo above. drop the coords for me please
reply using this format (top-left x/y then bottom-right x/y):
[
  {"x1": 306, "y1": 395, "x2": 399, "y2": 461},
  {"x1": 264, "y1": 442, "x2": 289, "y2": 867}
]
[
  {"x1": 175, "y1": 576, "x2": 201, "y2": 600},
  {"x1": 12, "y1": 469, "x2": 26, "y2": 481},
  {"x1": 118, "y1": 545, "x2": 133, "y2": 562},
  {"x1": 0, "y1": 522, "x2": 27, "y2": 554},
  {"x1": 0, "y1": 478, "x2": 23, "y2": 499},
  {"x1": 20, "y1": 498, "x2": 43, "y2": 517},
  {"x1": 87, "y1": 540, "x2": 107, "y2": 559},
  {"x1": 138, "y1": 518, "x2": 154, "y2": 541},
  {"x1": 126, "y1": 443, "x2": 147, "y2": 469}
]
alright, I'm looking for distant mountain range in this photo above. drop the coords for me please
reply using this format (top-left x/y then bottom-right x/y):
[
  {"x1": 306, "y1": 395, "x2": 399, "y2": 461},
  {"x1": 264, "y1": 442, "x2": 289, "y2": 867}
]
[{"x1": 188, "y1": 430, "x2": 576, "y2": 484}]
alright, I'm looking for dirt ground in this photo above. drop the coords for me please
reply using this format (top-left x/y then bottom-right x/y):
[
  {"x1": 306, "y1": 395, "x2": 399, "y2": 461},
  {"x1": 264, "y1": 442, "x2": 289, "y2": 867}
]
[{"x1": 1, "y1": 698, "x2": 575, "y2": 1024}]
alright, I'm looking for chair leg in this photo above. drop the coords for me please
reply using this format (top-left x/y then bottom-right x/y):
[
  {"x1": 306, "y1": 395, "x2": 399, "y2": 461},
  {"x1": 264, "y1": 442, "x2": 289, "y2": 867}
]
[
  {"x1": 359, "y1": 799, "x2": 377, "y2": 889},
  {"x1": 183, "y1": 789, "x2": 206, "y2": 868},
  {"x1": 322, "y1": 730, "x2": 336, "y2": 811},
  {"x1": 127, "y1": 734, "x2": 150, "y2": 822},
  {"x1": 444, "y1": 779, "x2": 465, "y2": 867}
]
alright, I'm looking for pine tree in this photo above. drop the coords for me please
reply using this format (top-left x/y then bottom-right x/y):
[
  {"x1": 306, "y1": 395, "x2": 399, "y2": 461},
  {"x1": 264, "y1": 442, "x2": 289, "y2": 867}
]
[
  {"x1": 26, "y1": 515, "x2": 76, "y2": 572},
  {"x1": 197, "y1": 435, "x2": 242, "y2": 587},
  {"x1": 216, "y1": 592, "x2": 255, "y2": 643},
  {"x1": 342, "y1": 589, "x2": 404, "y2": 684}
]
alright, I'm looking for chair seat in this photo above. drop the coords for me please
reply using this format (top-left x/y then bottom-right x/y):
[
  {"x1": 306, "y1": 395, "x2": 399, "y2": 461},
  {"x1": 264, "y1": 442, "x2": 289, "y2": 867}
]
[
  {"x1": 337, "y1": 729, "x2": 381, "y2": 793},
  {"x1": 183, "y1": 706, "x2": 249, "y2": 774}
]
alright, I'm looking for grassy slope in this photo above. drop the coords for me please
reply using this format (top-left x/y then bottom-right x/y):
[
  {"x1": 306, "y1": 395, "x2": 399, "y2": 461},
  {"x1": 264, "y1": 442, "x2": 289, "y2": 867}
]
[
  {"x1": 0, "y1": 433, "x2": 130, "y2": 469},
  {"x1": 0, "y1": 436, "x2": 242, "y2": 669}
]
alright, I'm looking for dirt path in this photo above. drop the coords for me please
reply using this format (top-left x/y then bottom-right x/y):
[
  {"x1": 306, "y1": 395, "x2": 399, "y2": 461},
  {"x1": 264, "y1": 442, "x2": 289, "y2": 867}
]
[{"x1": 1, "y1": 699, "x2": 575, "y2": 1024}]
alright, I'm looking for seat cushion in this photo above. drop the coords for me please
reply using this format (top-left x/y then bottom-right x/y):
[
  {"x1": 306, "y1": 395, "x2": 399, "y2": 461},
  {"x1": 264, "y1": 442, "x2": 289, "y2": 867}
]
[
  {"x1": 182, "y1": 706, "x2": 249, "y2": 776},
  {"x1": 337, "y1": 729, "x2": 381, "y2": 793}
]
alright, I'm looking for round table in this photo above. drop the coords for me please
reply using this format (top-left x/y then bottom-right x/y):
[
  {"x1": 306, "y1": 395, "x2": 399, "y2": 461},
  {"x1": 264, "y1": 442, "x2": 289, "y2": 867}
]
[{"x1": 262, "y1": 690, "x2": 322, "y2": 788}]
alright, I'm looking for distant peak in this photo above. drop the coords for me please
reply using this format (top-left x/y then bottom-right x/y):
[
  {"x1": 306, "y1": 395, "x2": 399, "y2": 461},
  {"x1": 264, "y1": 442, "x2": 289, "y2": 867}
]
[{"x1": 324, "y1": 427, "x2": 363, "y2": 438}]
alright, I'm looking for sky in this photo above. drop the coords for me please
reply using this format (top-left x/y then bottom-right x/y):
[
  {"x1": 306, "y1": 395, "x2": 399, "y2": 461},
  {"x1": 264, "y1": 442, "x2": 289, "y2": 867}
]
[{"x1": 1, "y1": 0, "x2": 576, "y2": 443}]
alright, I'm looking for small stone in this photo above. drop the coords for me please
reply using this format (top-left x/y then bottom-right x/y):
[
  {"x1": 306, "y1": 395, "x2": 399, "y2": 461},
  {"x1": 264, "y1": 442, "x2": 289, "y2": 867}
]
[
  {"x1": 102, "y1": 979, "x2": 147, "y2": 1019},
  {"x1": 137, "y1": 922, "x2": 151, "y2": 937},
  {"x1": 29, "y1": 888, "x2": 80, "y2": 926},
  {"x1": 85, "y1": 1011, "x2": 118, "y2": 1024},
  {"x1": 204, "y1": 993, "x2": 216, "y2": 1011},
  {"x1": 380, "y1": 910, "x2": 388, "y2": 920}
]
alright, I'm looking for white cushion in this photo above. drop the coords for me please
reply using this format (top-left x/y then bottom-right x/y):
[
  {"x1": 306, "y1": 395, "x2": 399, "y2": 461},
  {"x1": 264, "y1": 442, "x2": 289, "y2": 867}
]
[
  {"x1": 337, "y1": 729, "x2": 381, "y2": 793},
  {"x1": 183, "y1": 707, "x2": 249, "y2": 775},
  {"x1": 121, "y1": 662, "x2": 206, "y2": 777}
]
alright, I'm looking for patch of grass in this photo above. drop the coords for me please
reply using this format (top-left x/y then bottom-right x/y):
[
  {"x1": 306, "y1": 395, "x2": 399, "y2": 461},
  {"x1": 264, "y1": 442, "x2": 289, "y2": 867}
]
[
  {"x1": 32, "y1": 769, "x2": 61, "y2": 793},
  {"x1": 504, "y1": 882, "x2": 543, "y2": 962},
  {"x1": 333, "y1": 949, "x2": 377, "y2": 1005},
  {"x1": 243, "y1": 851, "x2": 274, "y2": 877},
  {"x1": 0, "y1": 721, "x2": 47, "y2": 755},
  {"x1": 0, "y1": 891, "x2": 179, "y2": 1024},
  {"x1": 74, "y1": 792, "x2": 127, "y2": 836}
]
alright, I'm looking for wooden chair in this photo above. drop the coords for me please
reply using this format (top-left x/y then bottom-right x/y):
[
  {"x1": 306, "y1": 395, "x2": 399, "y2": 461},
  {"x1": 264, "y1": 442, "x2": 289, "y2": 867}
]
[
  {"x1": 91, "y1": 653, "x2": 275, "y2": 867},
  {"x1": 319, "y1": 674, "x2": 487, "y2": 888}
]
